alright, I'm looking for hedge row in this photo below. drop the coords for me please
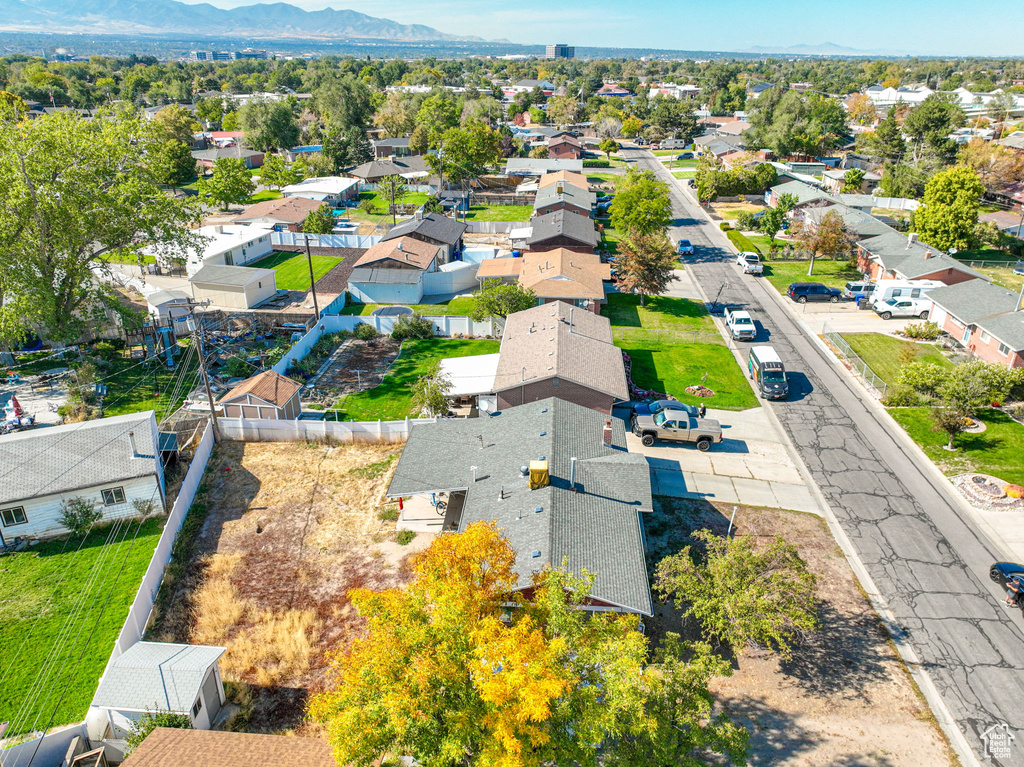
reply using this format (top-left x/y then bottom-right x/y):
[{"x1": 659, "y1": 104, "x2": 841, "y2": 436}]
[
  {"x1": 583, "y1": 159, "x2": 611, "y2": 168},
  {"x1": 726, "y1": 229, "x2": 761, "y2": 254}
]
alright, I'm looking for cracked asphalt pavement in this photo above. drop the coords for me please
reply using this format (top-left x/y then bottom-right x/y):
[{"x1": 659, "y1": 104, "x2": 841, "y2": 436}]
[{"x1": 622, "y1": 147, "x2": 1024, "y2": 766}]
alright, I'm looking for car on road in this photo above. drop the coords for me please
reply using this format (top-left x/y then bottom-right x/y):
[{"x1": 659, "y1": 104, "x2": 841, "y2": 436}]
[
  {"x1": 631, "y1": 399, "x2": 699, "y2": 420},
  {"x1": 631, "y1": 410, "x2": 723, "y2": 451},
  {"x1": 748, "y1": 345, "x2": 789, "y2": 399},
  {"x1": 787, "y1": 282, "x2": 841, "y2": 303},
  {"x1": 596, "y1": 194, "x2": 614, "y2": 204},
  {"x1": 724, "y1": 307, "x2": 757, "y2": 340},
  {"x1": 737, "y1": 251, "x2": 763, "y2": 275},
  {"x1": 873, "y1": 297, "x2": 932, "y2": 320},
  {"x1": 842, "y1": 281, "x2": 876, "y2": 301},
  {"x1": 677, "y1": 239, "x2": 695, "y2": 256},
  {"x1": 990, "y1": 562, "x2": 1024, "y2": 608}
]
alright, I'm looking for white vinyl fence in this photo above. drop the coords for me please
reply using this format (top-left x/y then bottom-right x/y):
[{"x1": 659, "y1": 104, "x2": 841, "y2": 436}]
[
  {"x1": 218, "y1": 416, "x2": 436, "y2": 443},
  {"x1": 0, "y1": 723, "x2": 89, "y2": 767},
  {"x1": 271, "y1": 231, "x2": 381, "y2": 249},
  {"x1": 465, "y1": 221, "x2": 518, "y2": 234},
  {"x1": 272, "y1": 314, "x2": 497, "y2": 375}
]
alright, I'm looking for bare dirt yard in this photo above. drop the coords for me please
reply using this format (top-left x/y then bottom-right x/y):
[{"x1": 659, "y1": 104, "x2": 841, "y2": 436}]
[
  {"x1": 645, "y1": 497, "x2": 955, "y2": 767},
  {"x1": 147, "y1": 440, "x2": 426, "y2": 734}
]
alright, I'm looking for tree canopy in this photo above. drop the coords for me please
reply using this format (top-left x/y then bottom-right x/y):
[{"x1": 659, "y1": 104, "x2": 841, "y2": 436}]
[
  {"x1": 912, "y1": 164, "x2": 985, "y2": 252},
  {"x1": 609, "y1": 168, "x2": 672, "y2": 236},
  {"x1": 197, "y1": 157, "x2": 255, "y2": 210},
  {"x1": 470, "y1": 279, "x2": 537, "y2": 321},
  {"x1": 614, "y1": 233, "x2": 678, "y2": 305},
  {"x1": 238, "y1": 97, "x2": 300, "y2": 152}
]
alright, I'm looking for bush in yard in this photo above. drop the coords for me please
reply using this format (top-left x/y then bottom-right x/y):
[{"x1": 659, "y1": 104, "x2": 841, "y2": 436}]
[
  {"x1": 902, "y1": 320, "x2": 941, "y2": 340},
  {"x1": 390, "y1": 313, "x2": 435, "y2": 341},
  {"x1": 353, "y1": 323, "x2": 380, "y2": 341},
  {"x1": 94, "y1": 340, "x2": 120, "y2": 361},
  {"x1": 583, "y1": 159, "x2": 610, "y2": 168},
  {"x1": 896, "y1": 362, "x2": 948, "y2": 398},
  {"x1": 719, "y1": 221, "x2": 731, "y2": 231},
  {"x1": 59, "y1": 496, "x2": 102, "y2": 537},
  {"x1": 939, "y1": 360, "x2": 1010, "y2": 417},
  {"x1": 125, "y1": 710, "x2": 192, "y2": 754},
  {"x1": 932, "y1": 406, "x2": 970, "y2": 450},
  {"x1": 881, "y1": 385, "x2": 924, "y2": 407},
  {"x1": 734, "y1": 211, "x2": 759, "y2": 231},
  {"x1": 470, "y1": 278, "x2": 536, "y2": 321},
  {"x1": 726, "y1": 229, "x2": 760, "y2": 254},
  {"x1": 655, "y1": 529, "x2": 818, "y2": 659},
  {"x1": 222, "y1": 355, "x2": 252, "y2": 379},
  {"x1": 379, "y1": 508, "x2": 399, "y2": 522},
  {"x1": 395, "y1": 529, "x2": 416, "y2": 545}
]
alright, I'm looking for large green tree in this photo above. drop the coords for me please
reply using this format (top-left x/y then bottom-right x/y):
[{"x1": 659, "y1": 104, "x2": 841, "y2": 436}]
[
  {"x1": 151, "y1": 103, "x2": 199, "y2": 144},
  {"x1": 902, "y1": 94, "x2": 965, "y2": 167},
  {"x1": 609, "y1": 168, "x2": 672, "y2": 236},
  {"x1": 0, "y1": 106, "x2": 199, "y2": 345},
  {"x1": 258, "y1": 152, "x2": 301, "y2": 190},
  {"x1": 416, "y1": 90, "x2": 460, "y2": 144},
  {"x1": 149, "y1": 139, "x2": 197, "y2": 191},
  {"x1": 470, "y1": 279, "x2": 536, "y2": 321},
  {"x1": 427, "y1": 124, "x2": 502, "y2": 186},
  {"x1": 238, "y1": 98, "x2": 299, "y2": 152},
  {"x1": 302, "y1": 203, "x2": 337, "y2": 235},
  {"x1": 614, "y1": 233, "x2": 677, "y2": 305},
  {"x1": 912, "y1": 165, "x2": 984, "y2": 252},
  {"x1": 649, "y1": 96, "x2": 699, "y2": 142},
  {"x1": 198, "y1": 157, "x2": 255, "y2": 210}
]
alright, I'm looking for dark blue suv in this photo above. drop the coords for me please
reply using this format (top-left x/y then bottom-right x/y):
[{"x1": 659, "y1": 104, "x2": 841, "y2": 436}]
[{"x1": 787, "y1": 282, "x2": 841, "y2": 303}]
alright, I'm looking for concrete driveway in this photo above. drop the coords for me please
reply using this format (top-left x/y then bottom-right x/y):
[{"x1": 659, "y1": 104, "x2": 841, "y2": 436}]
[
  {"x1": 771, "y1": 291, "x2": 919, "y2": 335},
  {"x1": 620, "y1": 405, "x2": 821, "y2": 514}
]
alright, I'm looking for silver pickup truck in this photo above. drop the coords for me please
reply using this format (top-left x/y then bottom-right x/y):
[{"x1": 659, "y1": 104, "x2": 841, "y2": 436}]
[
  {"x1": 736, "y1": 251, "x2": 764, "y2": 275},
  {"x1": 724, "y1": 307, "x2": 757, "y2": 340},
  {"x1": 631, "y1": 410, "x2": 723, "y2": 451}
]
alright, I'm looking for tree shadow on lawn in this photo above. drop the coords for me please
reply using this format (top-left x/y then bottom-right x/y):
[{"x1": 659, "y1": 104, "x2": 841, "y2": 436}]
[
  {"x1": 717, "y1": 694, "x2": 823, "y2": 766},
  {"x1": 604, "y1": 292, "x2": 707, "y2": 328}
]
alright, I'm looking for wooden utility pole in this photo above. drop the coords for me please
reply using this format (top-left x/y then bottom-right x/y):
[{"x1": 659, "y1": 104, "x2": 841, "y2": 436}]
[
  {"x1": 304, "y1": 235, "x2": 320, "y2": 321},
  {"x1": 184, "y1": 300, "x2": 220, "y2": 442}
]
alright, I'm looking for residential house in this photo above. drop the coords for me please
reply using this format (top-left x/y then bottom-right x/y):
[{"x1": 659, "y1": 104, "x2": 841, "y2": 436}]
[
  {"x1": 380, "y1": 211, "x2": 468, "y2": 261},
  {"x1": 190, "y1": 265, "x2": 278, "y2": 310},
  {"x1": 505, "y1": 158, "x2": 585, "y2": 176},
  {"x1": 233, "y1": 197, "x2": 325, "y2": 232},
  {"x1": 995, "y1": 132, "x2": 1024, "y2": 152},
  {"x1": 537, "y1": 170, "x2": 589, "y2": 190},
  {"x1": 347, "y1": 236, "x2": 444, "y2": 304},
  {"x1": 596, "y1": 83, "x2": 631, "y2": 97},
  {"x1": 694, "y1": 133, "x2": 746, "y2": 156},
  {"x1": 822, "y1": 168, "x2": 881, "y2": 195},
  {"x1": 218, "y1": 371, "x2": 303, "y2": 420},
  {"x1": 501, "y1": 79, "x2": 557, "y2": 97},
  {"x1": 548, "y1": 134, "x2": 585, "y2": 160},
  {"x1": 372, "y1": 137, "x2": 412, "y2": 158},
  {"x1": 281, "y1": 176, "x2": 359, "y2": 206},
  {"x1": 346, "y1": 155, "x2": 430, "y2": 183},
  {"x1": 797, "y1": 203, "x2": 892, "y2": 241},
  {"x1": 283, "y1": 144, "x2": 323, "y2": 163},
  {"x1": 387, "y1": 396, "x2": 654, "y2": 615},
  {"x1": 476, "y1": 249, "x2": 609, "y2": 311},
  {"x1": 856, "y1": 232, "x2": 985, "y2": 285},
  {"x1": 146, "y1": 224, "x2": 274, "y2": 277},
  {"x1": 765, "y1": 179, "x2": 835, "y2": 208},
  {"x1": 980, "y1": 210, "x2": 1024, "y2": 238},
  {"x1": 533, "y1": 182, "x2": 595, "y2": 218},
  {"x1": 988, "y1": 181, "x2": 1024, "y2": 212},
  {"x1": 0, "y1": 411, "x2": 165, "y2": 542},
  {"x1": 121, "y1": 728, "x2": 335, "y2": 767},
  {"x1": 524, "y1": 211, "x2": 599, "y2": 252},
  {"x1": 88, "y1": 643, "x2": 226, "y2": 740},
  {"x1": 648, "y1": 82, "x2": 702, "y2": 101},
  {"x1": 492, "y1": 301, "x2": 627, "y2": 413},
  {"x1": 746, "y1": 82, "x2": 774, "y2": 99},
  {"x1": 927, "y1": 280, "x2": 1024, "y2": 367},
  {"x1": 191, "y1": 147, "x2": 264, "y2": 170},
  {"x1": 145, "y1": 289, "x2": 192, "y2": 321}
]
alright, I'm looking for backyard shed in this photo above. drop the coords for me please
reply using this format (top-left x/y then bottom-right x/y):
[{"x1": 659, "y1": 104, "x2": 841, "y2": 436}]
[
  {"x1": 190, "y1": 265, "x2": 278, "y2": 309},
  {"x1": 88, "y1": 642, "x2": 226, "y2": 740},
  {"x1": 218, "y1": 370, "x2": 302, "y2": 420},
  {"x1": 145, "y1": 289, "x2": 191, "y2": 320}
]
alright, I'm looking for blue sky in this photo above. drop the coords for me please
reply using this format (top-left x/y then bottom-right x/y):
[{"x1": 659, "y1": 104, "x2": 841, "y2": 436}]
[{"x1": 178, "y1": 0, "x2": 1024, "y2": 56}]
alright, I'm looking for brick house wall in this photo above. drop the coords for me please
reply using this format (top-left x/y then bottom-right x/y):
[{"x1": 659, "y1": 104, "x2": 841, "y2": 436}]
[
  {"x1": 534, "y1": 201, "x2": 590, "y2": 218},
  {"x1": 930, "y1": 305, "x2": 1024, "y2": 368},
  {"x1": 496, "y1": 377, "x2": 616, "y2": 414},
  {"x1": 548, "y1": 143, "x2": 583, "y2": 160},
  {"x1": 856, "y1": 248, "x2": 975, "y2": 285}
]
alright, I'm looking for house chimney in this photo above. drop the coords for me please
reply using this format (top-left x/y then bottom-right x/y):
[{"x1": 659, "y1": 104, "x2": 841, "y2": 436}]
[
  {"x1": 907, "y1": 232, "x2": 918, "y2": 247},
  {"x1": 602, "y1": 419, "x2": 613, "y2": 447},
  {"x1": 128, "y1": 431, "x2": 139, "y2": 458},
  {"x1": 924, "y1": 250, "x2": 932, "y2": 259}
]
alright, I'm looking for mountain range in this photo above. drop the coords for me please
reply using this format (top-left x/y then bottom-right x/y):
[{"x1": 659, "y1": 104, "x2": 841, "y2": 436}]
[
  {"x1": 743, "y1": 42, "x2": 906, "y2": 57},
  {"x1": 0, "y1": 0, "x2": 483, "y2": 42}
]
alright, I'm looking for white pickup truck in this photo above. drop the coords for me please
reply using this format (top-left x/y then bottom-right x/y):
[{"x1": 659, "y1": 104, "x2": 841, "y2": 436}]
[
  {"x1": 724, "y1": 307, "x2": 757, "y2": 340},
  {"x1": 736, "y1": 251, "x2": 763, "y2": 275}
]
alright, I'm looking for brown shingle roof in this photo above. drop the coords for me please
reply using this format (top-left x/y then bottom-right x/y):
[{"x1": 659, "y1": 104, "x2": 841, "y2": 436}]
[
  {"x1": 122, "y1": 728, "x2": 334, "y2": 767},
  {"x1": 219, "y1": 370, "x2": 302, "y2": 408},
  {"x1": 518, "y1": 249, "x2": 609, "y2": 300},
  {"x1": 476, "y1": 258, "x2": 523, "y2": 279},
  {"x1": 493, "y1": 301, "x2": 628, "y2": 399},
  {"x1": 353, "y1": 237, "x2": 440, "y2": 270},
  {"x1": 233, "y1": 197, "x2": 324, "y2": 225},
  {"x1": 537, "y1": 170, "x2": 589, "y2": 190}
]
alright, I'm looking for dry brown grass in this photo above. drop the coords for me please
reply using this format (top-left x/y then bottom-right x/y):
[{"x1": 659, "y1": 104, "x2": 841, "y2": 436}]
[{"x1": 152, "y1": 440, "x2": 417, "y2": 732}]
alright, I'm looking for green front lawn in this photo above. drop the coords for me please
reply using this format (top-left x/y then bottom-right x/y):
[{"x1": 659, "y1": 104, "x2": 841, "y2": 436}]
[
  {"x1": 618, "y1": 338, "x2": 758, "y2": 411},
  {"x1": 462, "y1": 205, "x2": 533, "y2": 222},
  {"x1": 672, "y1": 170, "x2": 697, "y2": 179},
  {"x1": 103, "y1": 350, "x2": 201, "y2": 418},
  {"x1": 340, "y1": 297, "x2": 479, "y2": 317},
  {"x1": 602, "y1": 292, "x2": 715, "y2": 333},
  {"x1": 841, "y1": 333, "x2": 953, "y2": 386},
  {"x1": 889, "y1": 408, "x2": 1024, "y2": 486},
  {"x1": 0, "y1": 519, "x2": 164, "y2": 734},
  {"x1": 652, "y1": 148, "x2": 693, "y2": 156},
  {"x1": 250, "y1": 251, "x2": 343, "y2": 291},
  {"x1": 246, "y1": 190, "x2": 281, "y2": 203},
  {"x1": 762, "y1": 259, "x2": 862, "y2": 294},
  {"x1": 357, "y1": 190, "x2": 431, "y2": 213},
  {"x1": 332, "y1": 338, "x2": 500, "y2": 419}
]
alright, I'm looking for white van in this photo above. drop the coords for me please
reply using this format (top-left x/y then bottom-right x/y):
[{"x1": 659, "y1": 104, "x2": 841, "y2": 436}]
[{"x1": 868, "y1": 279, "x2": 944, "y2": 307}]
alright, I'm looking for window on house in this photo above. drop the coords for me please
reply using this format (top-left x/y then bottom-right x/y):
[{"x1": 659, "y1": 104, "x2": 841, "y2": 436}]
[
  {"x1": 191, "y1": 697, "x2": 202, "y2": 718},
  {"x1": 1, "y1": 507, "x2": 27, "y2": 526},
  {"x1": 101, "y1": 487, "x2": 126, "y2": 506},
  {"x1": 980, "y1": 331, "x2": 991, "y2": 343},
  {"x1": 999, "y1": 343, "x2": 1011, "y2": 356}
]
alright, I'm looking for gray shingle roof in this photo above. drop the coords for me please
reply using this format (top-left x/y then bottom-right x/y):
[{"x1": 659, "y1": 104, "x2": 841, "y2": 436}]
[
  {"x1": 494, "y1": 302, "x2": 628, "y2": 399},
  {"x1": 533, "y1": 183, "x2": 596, "y2": 211},
  {"x1": 93, "y1": 642, "x2": 225, "y2": 713},
  {"x1": 387, "y1": 397, "x2": 653, "y2": 614},
  {"x1": 346, "y1": 155, "x2": 429, "y2": 180},
  {"x1": 803, "y1": 204, "x2": 891, "y2": 238},
  {"x1": 858, "y1": 232, "x2": 985, "y2": 281},
  {"x1": 526, "y1": 211, "x2": 599, "y2": 248},
  {"x1": 977, "y1": 311, "x2": 1024, "y2": 352},
  {"x1": 348, "y1": 267, "x2": 423, "y2": 284},
  {"x1": 191, "y1": 264, "x2": 276, "y2": 287},
  {"x1": 0, "y1": 412, "x2": 160, "y2": 505},
  {"x1": 927, "y1": 279, "x2": 1022, "y2": 324},
  {"x1": 381, "y1": 212, "x2": 468, "y2": 247},
  {"x1": 770, "y1": 179, "x2": 836, "y2": 205}
]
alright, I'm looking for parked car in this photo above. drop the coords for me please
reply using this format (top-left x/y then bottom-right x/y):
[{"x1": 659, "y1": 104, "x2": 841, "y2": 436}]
[
  {"x1": 990, "y1": 562, "x2": 1024, "y2": 609},
  {"x1": 724, "y1": 307, "x2": 757, "y2": 340},
  {"x1": 737, "y1": 252, "x2": 763, "y2": 275},
  {"x1": 677, "y1": 152, "x2": 694, "y2": 160},
  {"x1": 631, "y1": 411, "x2": 723, "y2": 451},
  {"x1": 631, "y1": 399, "x2": 699, "y2": 420},
  {"x1": 596, "y1": 194, "x2": 614, "y2": 204},
  {"x1": 873, "y1": 297, "x2": 932, "y2": 320},
  {"x1": 787, "y1": 282, "x2": 841, "y2": 303},
  {"x1": 677, "y1": 239, "x2": 695, "y2": 256},
  {"x1": 842, "y1": 281, "x2": 876, "y2": 300},
  {"x1": 649, "y1": 143, "x2": 660, "y2": 150}
]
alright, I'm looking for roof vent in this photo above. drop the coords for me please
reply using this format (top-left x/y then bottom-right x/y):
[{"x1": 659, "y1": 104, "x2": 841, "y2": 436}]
[
  {"x1": 397, "y1": 241, "x2": 403, "y2": 251},
  {"x1": 539, "y1": 431, "x2": 547, "y2": 436}
]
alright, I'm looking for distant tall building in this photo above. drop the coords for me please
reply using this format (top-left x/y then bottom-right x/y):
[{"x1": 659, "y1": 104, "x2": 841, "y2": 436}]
[
  {"x1": 545, "y1": 44, "x2": 574, "y2": 60},
  {"x1": 233, "y1": 49, "x2": 269, "y2": 60},
  {"x1": 190, "y1": 50, "x2": 232, "y2": 61}
]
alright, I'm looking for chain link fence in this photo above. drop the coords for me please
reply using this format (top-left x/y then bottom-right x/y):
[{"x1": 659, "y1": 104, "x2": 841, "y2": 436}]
[{"x1": 822, "y1": 321, "x2": 888, "y2": 397}]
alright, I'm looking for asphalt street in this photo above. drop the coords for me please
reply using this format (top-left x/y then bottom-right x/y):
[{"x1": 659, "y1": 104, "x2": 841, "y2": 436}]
[{"x1": 622, "y1": 147, "x2": 1024, "y2": 766}]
